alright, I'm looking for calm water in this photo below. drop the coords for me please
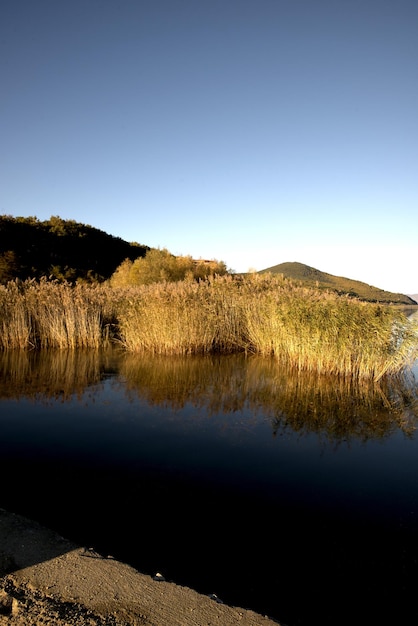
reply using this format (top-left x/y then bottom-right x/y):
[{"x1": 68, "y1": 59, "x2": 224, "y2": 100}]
[{"x1": 0, "y1": 346, "x2": 418, "y2": 626}]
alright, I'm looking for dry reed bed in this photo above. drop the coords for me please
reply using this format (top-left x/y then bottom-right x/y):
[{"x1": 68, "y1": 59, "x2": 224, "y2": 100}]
[
  {"x1": 0, "y1": 275, "x2": 417, "y2": 381},
  {"x1": 0, "y1": 279, "x2": 110, "y2": 350}
]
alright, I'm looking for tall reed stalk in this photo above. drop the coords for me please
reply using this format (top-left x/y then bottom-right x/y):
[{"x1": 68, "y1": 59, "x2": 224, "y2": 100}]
[
  {"x1": 242, "y1": 285, "x2": 417, "y2": 380},
  {"x1": 0, "y1": 279, "x2": 111, "y2": 349},
  {"x1": 117, "y1": 274, "x2": 418, "y2": 380},
  {"x1": 0, "y1": 281, "x2": 32, "y2": 349},
  {"x1": 0, "y1": 275, "x2": 416, "y2": 381}
]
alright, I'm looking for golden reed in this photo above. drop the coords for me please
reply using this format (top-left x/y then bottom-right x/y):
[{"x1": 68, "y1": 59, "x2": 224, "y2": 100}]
[{"x1": 0, "y1": 275, "x2": 416, "y2": 381}]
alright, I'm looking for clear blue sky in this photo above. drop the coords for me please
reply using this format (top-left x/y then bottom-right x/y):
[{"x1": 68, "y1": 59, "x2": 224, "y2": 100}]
[{"x1": 1, "y1": 0, "x2": 417, "y2": 294}]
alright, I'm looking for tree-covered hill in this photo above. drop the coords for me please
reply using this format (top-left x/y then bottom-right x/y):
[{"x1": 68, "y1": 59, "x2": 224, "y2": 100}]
[
  {"x1": 1, "y1": 215, "x2": 415, "y2": 306},
  {"x1": 259, "y1": 261, "x2": 417, "y2": 305},
  {"x1": 0, "y1": 215, "x2": 149, "y2": 283}
]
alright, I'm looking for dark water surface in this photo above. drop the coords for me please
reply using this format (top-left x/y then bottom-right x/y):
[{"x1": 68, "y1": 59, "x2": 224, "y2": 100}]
[{"x1": 0, "y1": 348, "x2": 418, "y2": 626}]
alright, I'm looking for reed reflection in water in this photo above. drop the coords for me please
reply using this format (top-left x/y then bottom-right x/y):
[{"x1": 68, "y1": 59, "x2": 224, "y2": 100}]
[
  {"x1": 1, "y1": 348, "x2": 417, "y2": 440},
  {"x1": 0, "y1": 348, "x2": 418, "y2": 626},
  {"x1": 120, "y1": 352, "x2": 418, "y2": 441}
]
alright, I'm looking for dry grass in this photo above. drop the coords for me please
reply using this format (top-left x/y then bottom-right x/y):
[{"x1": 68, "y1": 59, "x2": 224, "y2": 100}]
[
  {"x1": 117, "y1": 276, "x2": 247, "y2": 354},
  {"x1": 0, "y1": 279, "x2": 111, "y2": 350},
  {"x1": 240, "y1": 277, "x2": 418, "y2": 380},
  {"x1": 0, "y1": 280, "x2": 32, "y2": 349},
  {"x1": 0, "y1": 275, "x2": 417, "y2": 381}
]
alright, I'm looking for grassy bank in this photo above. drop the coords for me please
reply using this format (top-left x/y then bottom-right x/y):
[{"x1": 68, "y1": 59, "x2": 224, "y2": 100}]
[{"x1": 0, "y1": 275, "x2": 417, "y2": 381}]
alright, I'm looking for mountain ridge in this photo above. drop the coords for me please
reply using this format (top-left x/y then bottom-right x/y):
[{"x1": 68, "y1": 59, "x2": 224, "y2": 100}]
[{"x1": 259, "y1": 261, "x2": 417, "y2": 305}]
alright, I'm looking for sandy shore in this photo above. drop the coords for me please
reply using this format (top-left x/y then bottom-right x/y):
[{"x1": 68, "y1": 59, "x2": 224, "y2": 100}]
[{"x1": 0, "y1": 508, "x2": 281, "y2": 625}]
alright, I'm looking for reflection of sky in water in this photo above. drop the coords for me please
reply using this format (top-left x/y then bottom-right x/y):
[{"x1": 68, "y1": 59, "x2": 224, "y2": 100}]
[{"x1": 1, "y1": 350, "x2": 418, "y2": 626}]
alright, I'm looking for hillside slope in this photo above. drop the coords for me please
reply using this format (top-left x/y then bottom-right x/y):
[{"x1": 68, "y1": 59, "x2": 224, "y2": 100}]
[
  {"x1": 260, "y1": 262, "x2": 416, "y2": 305},
  {"x1": 0, "y1": 215, "x2": 149, "y2": 283}
]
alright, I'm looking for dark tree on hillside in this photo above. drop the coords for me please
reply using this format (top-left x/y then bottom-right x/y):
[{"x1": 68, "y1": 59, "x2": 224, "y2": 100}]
[
  {"x1": 0, "y1": 250, "x2": 19, "y2": 283},
  {"x1": 0, "y1": 215, "x2": 149, "y2": 284}
]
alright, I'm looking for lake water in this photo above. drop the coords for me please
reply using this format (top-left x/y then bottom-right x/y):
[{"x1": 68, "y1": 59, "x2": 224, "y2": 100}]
[{"x1": 0, "y1": 343, "x2": 417, "y2": 626}]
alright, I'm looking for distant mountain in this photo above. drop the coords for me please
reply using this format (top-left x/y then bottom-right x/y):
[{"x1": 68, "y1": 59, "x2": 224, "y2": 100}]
[
  {"x1": 0, "y1": 215, "x2": 149, "y2": 283},
  {"x1": 259, "y1": 262, "x2": 417, "y2": 305}
]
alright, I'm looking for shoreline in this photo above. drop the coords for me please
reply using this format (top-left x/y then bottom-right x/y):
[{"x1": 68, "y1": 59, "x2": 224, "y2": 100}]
[{"x1": 0, "y1": 508, "x2": 281, "y2": 625}]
